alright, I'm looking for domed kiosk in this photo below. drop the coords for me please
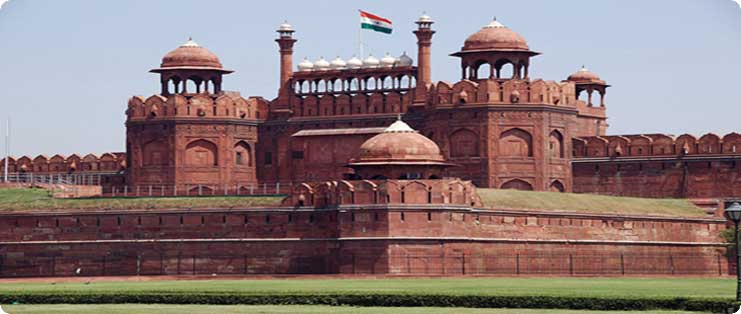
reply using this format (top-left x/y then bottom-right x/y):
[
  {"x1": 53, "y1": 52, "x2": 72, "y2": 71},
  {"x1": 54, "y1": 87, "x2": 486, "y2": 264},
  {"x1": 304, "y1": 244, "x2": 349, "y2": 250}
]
[
  {"x1": 348, "y1": 118, "x2": 455, "y2": 180},
  {"x1": 451, "y1": 18, "x2": 539, "y2": 80},
  {"x1": 566, "y1": 66, "x2": 610, "y2": 107},
  {"x1": 150, "y1": 38, "x2": 233, "y2": 95}
]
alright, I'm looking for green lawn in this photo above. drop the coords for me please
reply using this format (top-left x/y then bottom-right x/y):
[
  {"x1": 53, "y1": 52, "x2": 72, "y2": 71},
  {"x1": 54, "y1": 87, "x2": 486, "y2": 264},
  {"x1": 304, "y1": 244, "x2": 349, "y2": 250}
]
[
  {"x1": 0, "y1": 188, "x2": 284, "y2": 211},
  {"x1": 478, "y1": 188, "x2": 706, "y2": 217},
  {"x1": 0, "y1": 278, "x2": 732, "y2": 299},
  {"x1": 0, "y1": 304, "x2": 705, "y2": 314},
  {"x1": 0, "y1": 187, "x2": 707, "y2": 217}
]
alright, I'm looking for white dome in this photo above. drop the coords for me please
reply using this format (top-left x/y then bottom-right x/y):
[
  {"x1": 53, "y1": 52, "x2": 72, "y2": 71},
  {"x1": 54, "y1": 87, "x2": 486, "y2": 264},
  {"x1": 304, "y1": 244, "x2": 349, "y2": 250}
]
[
  {"x1": 397, "y1": 51, "x2": 413, "y2": 67},
  {"x1": 181, "y1": 37, "x2": 199, "y2": 48},
  {"x1": 298, "y1": 57, "x2": 314, "y2": 71},
  {"x1": 330, "y1": 56, "x2": 346, "y2": 70},
  {"x1": 363, "y1": 54, "x2": 380, "y2": 68},
  {"x1": 278, "y1": 21, "x2": 293, "y2": 32},
  {"x1": 347, "y1": 56, "x2": 363, "y2": 69},
  {"x1": 380, "y1": 53, "x2": 396, "y2": 68},
  {"x1": 314, "y1": 56, "x2": 330, "y2": 70},
  {"x1": 484, "y1": 18, "x2": 505, "y2": 29},
  {"x1": 418, "y1": 14, "x2": 432, "y2": 23}
]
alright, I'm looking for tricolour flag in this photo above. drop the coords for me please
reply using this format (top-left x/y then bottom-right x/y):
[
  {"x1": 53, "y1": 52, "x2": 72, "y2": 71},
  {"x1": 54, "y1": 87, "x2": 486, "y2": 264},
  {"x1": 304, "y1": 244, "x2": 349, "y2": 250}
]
[{"x1": 360, "y1": 10, "x2": 392, "y2": 34}]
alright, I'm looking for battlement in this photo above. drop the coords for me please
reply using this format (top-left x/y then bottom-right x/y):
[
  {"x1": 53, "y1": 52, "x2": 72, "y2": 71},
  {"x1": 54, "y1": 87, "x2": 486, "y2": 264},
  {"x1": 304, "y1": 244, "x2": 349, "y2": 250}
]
[
  {"x1": 574, "y1": 132, "x2": 741, "y2": 158},
  {"x1": 282, "y1": 179, "x2": 482, "y2": 208},
  {"x1": 0, "y1": 152, "x2": 125, "y2": 174},
  {"x1": 126, "y1": 93, "x2": 268, "y2": 121}
]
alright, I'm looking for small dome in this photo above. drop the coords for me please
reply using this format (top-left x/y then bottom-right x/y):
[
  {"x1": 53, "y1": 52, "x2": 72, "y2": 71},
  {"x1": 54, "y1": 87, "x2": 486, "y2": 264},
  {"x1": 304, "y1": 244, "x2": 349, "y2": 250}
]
[
  {"x1": 297, "y1": 57, "x2": 314, "y2": 71},
  {"x1": 567, "y1": 66, "x2": 605, "y2": 84},
  {"x1": 418, "y1": 13, "x2": 433, "y2": 23},
  {"x1": 462, "y1": 19, "x2": 529, "y2": 51},
  {"x1": 380, "y1": 53, "x2": 396, "y2": 68},
  {"x1": 160, "y1": 38, "x2": 223, "y2": 69},
  {"x1": 397, "y1": 51, "x2": 413, "y2": 66},
  {"x1": 363, "y1": 54, "x2": 380, "y2": 68},
  {"x1": 278, "y1": 21, "x2": 293, "y2": 32},
  {"x1": 353, "y1": 119, "x2": 446, "y2": 164},
  {"x1": 330, "y1": 56, "x2": 346, "y2": 70},
  {"x1": 314, "y1": 57, "x2": 330, "y2": 71},
  {"x1": 347, "y1": 56, "x2": 363, "y2": 69}
]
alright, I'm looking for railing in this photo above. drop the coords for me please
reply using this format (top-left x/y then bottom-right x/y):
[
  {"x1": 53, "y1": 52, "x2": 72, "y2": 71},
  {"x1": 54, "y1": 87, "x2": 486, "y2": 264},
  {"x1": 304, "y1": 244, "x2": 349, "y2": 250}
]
[
  {"x1": 1, "y1": 172, "x2": 117, "y2": 186},
  {"x1": 0, "y1": 253, "x2": 727, "y2": 278},
  {"x1": 102, "y1": 182, "x2": 293, "y2": 197}
]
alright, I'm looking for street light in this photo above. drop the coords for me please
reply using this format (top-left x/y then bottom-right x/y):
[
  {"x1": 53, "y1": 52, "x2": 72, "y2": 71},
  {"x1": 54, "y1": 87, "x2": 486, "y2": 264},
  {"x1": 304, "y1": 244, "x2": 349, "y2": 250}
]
[{"x1": 723, "y1": 202, "x2": 741, "y2": 301}]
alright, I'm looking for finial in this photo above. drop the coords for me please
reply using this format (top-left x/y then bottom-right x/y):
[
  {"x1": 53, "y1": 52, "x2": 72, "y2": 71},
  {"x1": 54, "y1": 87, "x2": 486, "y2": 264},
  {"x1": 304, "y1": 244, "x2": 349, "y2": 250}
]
[
  {"x1": 493, "y1": 16, "x2": 497, "y2": 21},
  {"x1": 397, "y1": 113, "x2": 402, "y2": 121}
]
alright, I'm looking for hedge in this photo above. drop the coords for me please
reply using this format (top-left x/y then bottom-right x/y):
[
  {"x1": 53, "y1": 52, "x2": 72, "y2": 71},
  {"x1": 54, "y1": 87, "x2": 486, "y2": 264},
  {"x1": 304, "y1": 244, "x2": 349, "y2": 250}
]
[{"x1": 0, "y1": 293, "x2": 739, "y2": 313}]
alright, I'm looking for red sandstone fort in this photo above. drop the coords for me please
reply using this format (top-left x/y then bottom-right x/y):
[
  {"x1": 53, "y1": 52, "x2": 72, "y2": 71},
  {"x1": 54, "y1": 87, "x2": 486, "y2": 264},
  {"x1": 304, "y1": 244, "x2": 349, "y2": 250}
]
[{"x1": 0, "y1": 16, "x2": 738, "y2": 277}]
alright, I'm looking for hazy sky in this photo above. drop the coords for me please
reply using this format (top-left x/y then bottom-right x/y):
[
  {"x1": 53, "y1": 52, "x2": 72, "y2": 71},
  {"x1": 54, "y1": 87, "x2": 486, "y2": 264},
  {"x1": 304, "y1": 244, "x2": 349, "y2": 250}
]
[{"x1": 0, "y1": 0, "x2": 740, "y2": 156}]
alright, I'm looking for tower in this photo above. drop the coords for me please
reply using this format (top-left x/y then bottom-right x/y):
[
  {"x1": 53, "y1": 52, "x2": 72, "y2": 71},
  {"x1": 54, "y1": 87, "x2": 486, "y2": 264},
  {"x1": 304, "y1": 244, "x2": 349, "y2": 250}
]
[
  {"x1": 275, "y1": 21, "x2": 296, "y2": 96},
  {"x1": 413, "y1": 14, "x2": 435, "y2": 103},
  {"x1": 126, "y1": 39, "x2": 264, "y2": 193}
]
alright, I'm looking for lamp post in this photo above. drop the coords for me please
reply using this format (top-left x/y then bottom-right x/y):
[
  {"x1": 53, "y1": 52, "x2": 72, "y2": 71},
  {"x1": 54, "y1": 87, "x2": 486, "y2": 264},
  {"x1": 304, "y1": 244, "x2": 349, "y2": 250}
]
[{"x1": 723, "y1": 202, "x2": 741, "y2": 301}]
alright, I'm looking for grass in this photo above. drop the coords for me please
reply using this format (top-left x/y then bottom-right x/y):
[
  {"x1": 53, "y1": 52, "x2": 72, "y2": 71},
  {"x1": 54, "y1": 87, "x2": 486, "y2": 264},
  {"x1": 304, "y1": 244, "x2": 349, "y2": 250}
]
[
  {"x1": 0, "y1": 278, "x2": 732, "y2": 299},
  {"x1": 0, "y1": 188, "x2": 284, "y2": 211},
  {"x1": 0, "y1": 187, "x2": 709, "y2": 217},
  {"x1": 477, "y1": 188, "x2": 706, "y2": 217},
  {"x1": 0, "y1": 304, "x2": 704, "y2": 314}
]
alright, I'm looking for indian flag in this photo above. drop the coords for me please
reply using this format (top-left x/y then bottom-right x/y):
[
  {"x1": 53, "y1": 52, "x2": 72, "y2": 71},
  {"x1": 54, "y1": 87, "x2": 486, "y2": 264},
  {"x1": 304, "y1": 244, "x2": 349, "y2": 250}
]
[{"x1": 360, "y1": 10, "x2": 392, "y2": 34}]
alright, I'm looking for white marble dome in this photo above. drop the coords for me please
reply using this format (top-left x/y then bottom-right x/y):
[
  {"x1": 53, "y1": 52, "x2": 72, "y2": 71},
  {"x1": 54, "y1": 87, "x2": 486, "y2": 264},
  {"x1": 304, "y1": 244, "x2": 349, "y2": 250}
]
[
  {"x1": 314, "y1": 57, "x2": 330, "y2": 71},
  {"x1": 330, "y1": 56, "x2": 346, "y2": 70},
  {"x1": 347, "y1": 56, "x2": 363, "y2": 69},
  {"x1": 278, "y1": 21, "x2": 293, "y2": 32},
  {"x1": 380, "y1": 53, "x2": 396, "y2": 68},
  {"x1": 297, "y1": 57, "x2": 314, "y2": 71},
  {"x1": 397, "y1": 51, "x2": 413, "y2": 67},
  {"x1": 363, "y1": 54, "x2": 380, "y2": 68}
]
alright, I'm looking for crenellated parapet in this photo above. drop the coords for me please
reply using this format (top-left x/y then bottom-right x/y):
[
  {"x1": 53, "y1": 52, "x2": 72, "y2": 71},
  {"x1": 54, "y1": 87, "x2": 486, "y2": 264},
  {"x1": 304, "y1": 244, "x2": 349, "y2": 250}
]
[
  {"x1": 127, "y1": 93, "x2": 268, "y2": 122},
  {"x1": 573, "y1": 132, "x2": 741, "y2": 158},
  {"x1": 1, "y1": 152, "x2": 125, "y2": 174},
  {"x1": 282, "y1": 178, "x2": 481, "y2": 208},
  {"x1": 428, "y1": 78, "x2": 579, "y2": 107}
]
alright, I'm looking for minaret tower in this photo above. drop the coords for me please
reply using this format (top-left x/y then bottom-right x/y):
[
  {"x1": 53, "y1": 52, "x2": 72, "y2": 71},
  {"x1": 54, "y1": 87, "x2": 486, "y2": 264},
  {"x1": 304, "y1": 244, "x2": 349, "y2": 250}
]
[
  {"x1": 275, "y1": 21, "x2": 296, "y2": 96},
  {"x1": 413, "y1": 13, "x2": 435, "y2": 103}
]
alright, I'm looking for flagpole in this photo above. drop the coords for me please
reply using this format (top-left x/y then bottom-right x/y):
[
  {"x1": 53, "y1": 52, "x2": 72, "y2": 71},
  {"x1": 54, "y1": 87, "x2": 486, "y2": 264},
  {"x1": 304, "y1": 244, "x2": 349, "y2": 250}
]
[
  {"x1": 4, "y1": 117, "x2": 9, "y2": 183},
  {"x1": 358, "y1": 9, "x2": 364, "y2": 58}
]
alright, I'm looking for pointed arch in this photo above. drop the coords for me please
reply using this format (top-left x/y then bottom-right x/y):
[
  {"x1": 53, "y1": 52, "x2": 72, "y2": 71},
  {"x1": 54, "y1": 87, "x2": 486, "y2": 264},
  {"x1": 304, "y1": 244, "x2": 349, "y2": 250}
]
[
  {"x1": 549, "y1": 130, "x2": 564, "y2": 158},
  {"x1": 499, "y1": 128, "x2": 533, "y2": 157},
  {"x1": 185, "y1": 139, "x2": 218, "y2": 166},
  {"x1": 450, "y1": 128, "x2": 479, "y2": 158},
  {"x1": 234, "y1": 141, "x2": 252, "y2": 166},
  {"x1": 549, "y1": 180, "x2": 565, "y2": 193},
  {"x1": 501, "y1": 179, "x2": 533, "y2": 191}
]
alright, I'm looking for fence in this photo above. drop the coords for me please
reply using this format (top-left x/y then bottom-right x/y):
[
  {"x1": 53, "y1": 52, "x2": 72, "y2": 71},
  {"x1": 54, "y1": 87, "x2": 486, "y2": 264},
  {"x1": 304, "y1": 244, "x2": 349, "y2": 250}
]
[
  {"x1": 0, "y1": 252, "x2": 728, "y2": 278},
  {"x1": 101, "y1": 182, "x2": 292, "y2": 197},
  {"x1": 2, "y1": 172, "x2": 114, "y2": 186}
]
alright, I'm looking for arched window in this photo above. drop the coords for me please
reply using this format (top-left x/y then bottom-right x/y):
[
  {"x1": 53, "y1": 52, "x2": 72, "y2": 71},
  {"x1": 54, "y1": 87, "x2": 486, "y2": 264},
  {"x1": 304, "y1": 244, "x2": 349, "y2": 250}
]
[
  {"x1": 450, "y1": 129, "x2": 479, "y2": 158},
  {"x1": 366, "y1": 78, "x2": 377, "y2": 90},
  {"x1": 476, "y1": 62, "x2": 491, "y2": 79},
  {"x1": 185, "y1": 139, "x2": 218, "y2": 166},
  {"x1": 549, "y1": 180, "x2": 565, "y2": 193},
  {"x1": 234, "y1": 141, "x2": 252, "y2": 166},
  {"x1": 501, "y1": 179, "x2": 533, "y2": 191},
  {"x1": 400, "y1": 76, "x2": 410, "y2": 89},
  {"x1": 549, "y1": 130, "x2": 564, "y2": 158},
  {"x1": 499, "y1": 128, "x2": 533, "y2": 157}
]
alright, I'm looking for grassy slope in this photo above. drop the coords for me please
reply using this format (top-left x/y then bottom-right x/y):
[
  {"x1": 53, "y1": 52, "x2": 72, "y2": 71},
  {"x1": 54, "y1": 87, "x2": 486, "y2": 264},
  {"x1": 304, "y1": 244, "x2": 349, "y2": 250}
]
[
  {"x1": 0, "y1": 187, "x2": 707, "y2": 217},
  {"x1": 0, "y1": 188, "x2": 283, "y2": 211},
  {"x1": 478, "y1": 188, "x2": 706, "y2": 217},
  {"x1": 0, "y1": 278, "x2": 732, "y2": 299},
  {"x1": 0, "y1": 304, "x2": 700, "y2": 314}
]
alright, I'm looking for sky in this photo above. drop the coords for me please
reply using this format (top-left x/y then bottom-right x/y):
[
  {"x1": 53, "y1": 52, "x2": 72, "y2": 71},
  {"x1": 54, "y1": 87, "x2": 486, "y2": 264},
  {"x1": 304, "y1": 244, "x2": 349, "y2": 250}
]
[{"x1": 0, "y1": 0, "x2": 740, "y2": 156}]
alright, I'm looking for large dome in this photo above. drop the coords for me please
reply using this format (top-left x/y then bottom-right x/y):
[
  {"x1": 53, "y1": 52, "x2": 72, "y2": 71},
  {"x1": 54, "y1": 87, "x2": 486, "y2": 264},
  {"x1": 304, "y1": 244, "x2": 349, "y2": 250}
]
[
  {"x1": 462, "y1": 19, "x2": 529, "y2": 52},
  {"x1": 352, "y1": 119, "x2": 446, "y2": 165},
  {"x1": 160, "y1": 38, "x2": 223, "y2": 69}
]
